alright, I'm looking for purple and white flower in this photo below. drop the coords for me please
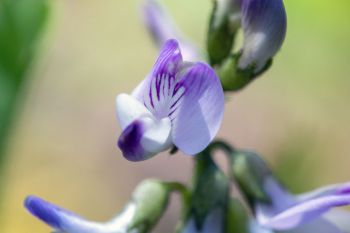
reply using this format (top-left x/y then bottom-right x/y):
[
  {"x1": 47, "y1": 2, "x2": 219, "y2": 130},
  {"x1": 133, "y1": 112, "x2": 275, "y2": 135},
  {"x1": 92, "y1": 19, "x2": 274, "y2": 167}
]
[
  {"x1": 238, "y1": 0, "x2": 287, "y2": 71},
  {"x1": 255, "y1": 177, "x2": 350, "y2": 233},
  {"x1": 116, "y1": 39, "x2": 224, "y2": 161},
  {"x1": 142, "y1": 0, "x2": 200, "y2": 61}
]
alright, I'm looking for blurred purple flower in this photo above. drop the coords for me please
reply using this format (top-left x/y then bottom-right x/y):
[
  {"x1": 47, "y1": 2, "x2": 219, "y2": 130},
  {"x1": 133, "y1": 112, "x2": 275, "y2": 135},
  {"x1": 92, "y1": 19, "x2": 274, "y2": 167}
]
[
  {"x1": 116, "y1": 39, "x2": 224, "y2": 161},
  {"x1": 238, "y1": 0, "x2": 287, "y2": 71},
  {"x1": 24, "y1": 195, "x2": 136, "y2": 233},
  {"x1": 141, "y1": 0, "x2": 201, "y2": 61},
  {"x1": 255, "y1": 177, "x2": 350, "y2": 232}
]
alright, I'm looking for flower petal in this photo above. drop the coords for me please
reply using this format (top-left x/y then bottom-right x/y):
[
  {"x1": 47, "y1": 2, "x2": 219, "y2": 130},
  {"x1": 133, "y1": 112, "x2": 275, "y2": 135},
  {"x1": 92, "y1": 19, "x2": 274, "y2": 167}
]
[
  {"x1": 248, "y1": 220, "x2": 273, "y2": 233},
  {"x1": 132, "y1": 39, "x2": 184, "y2": 116},
  {"x1": 151, "y1": 39, "x2": 183, "y2": 79},
  {"x1": 24, "y1": 195, "x2": 136, "y2": 233},
  {"x1": 297, "y1": 182, "x2": 350, "y2": 202},
  {"x1": 239, "y1": 0, "x2": 287, "y2": 71},
  {"x1": 286, "y1": 218, "x2": 343, "y2": 233},
  {"x1": 116, "y1": 93, "x2": 152, "y2": 129},
  {"x1": 256, "y1": 177, "x2": 296, "y2": 224},
  {"x1": 171, "y1": 62, "x2": 224, "y2": 155},
  {"x1": 260, "y1": 193, "x2": 350, "y2": 230},
  {"x1": 324, "y1": 209, "x2": 350, "y2": 233},
  {"x1": 141, "y1": 0, "x2": 200, "y2": 61},
  {"x1": 118, "y1": 116, "x2": 172, "y2": 161}
]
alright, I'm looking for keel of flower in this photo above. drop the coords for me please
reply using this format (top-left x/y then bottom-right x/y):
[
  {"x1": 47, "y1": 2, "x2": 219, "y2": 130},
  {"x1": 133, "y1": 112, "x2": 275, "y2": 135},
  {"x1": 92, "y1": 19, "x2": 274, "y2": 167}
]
[{"x1": 116, "y1": 39, "x2": 224, "y2": 161}]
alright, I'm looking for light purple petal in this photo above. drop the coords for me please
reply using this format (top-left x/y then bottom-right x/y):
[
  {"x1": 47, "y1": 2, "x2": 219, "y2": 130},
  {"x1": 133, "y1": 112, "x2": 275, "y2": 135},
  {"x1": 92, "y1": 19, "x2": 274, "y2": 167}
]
[
  {"x1": 239, "y1": 0, "x2": 287, "y2": 71},
  {"x1": 118, "y1": 116, "x2": 172, "y2": 162},
  {"x1": 286, "y1": 218, "x2": 343, "y2": 233},
  {"x1": 260, "y1": 193, "x2": 350, "y2": 230},
  {"x1": 141, "y1": 0, "x2": 201, "y2": 61},
  {"x1": 324, "y1": 209, "x2": 350, "y2": 233},
  {"x1": 297, "y1": 182, "x2": 350, "y2": 202},
  {"x1": 249, "y1": 220, "x2": 273, "y2": 233},
  {"x1": 256, "y1": 177, "x2": 296, "y2": 224},
  {"x1": 171, "y1": 62, "x2": 224, "y2": 155},
  {"x1": 24, "y1": 195, "x2": 135, "y2": 233},
  {"x1": 151, "y1": 39, "x2": 183, "y2": 79}
]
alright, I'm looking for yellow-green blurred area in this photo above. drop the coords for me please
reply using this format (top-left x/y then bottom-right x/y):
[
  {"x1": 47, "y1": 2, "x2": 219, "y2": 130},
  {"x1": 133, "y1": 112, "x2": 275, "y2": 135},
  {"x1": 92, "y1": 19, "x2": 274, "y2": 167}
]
[{"x1": 1, "y1": 0, "x2": 350, "y2": 232}]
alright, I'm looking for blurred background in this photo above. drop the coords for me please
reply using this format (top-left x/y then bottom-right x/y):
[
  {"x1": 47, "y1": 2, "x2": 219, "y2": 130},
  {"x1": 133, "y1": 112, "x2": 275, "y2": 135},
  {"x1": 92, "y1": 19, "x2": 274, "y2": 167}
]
[{"x1": 0, "y1": 0, "x2": 350, "y2": 232}]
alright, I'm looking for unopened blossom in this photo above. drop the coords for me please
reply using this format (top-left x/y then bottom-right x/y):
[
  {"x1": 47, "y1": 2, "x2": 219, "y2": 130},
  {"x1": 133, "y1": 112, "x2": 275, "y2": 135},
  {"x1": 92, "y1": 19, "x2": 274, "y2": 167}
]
[
  {"x1": 142, "y1": 0, "x2": 200, "y2": 61},
  {"x1": 239, "y1": 0, "x2": 287, "y2": 71},
  {"x1": 116, "y1": 39, "x2": 224, "y2": 161},
  {"x1": 24, "y1": 180, "x2": 170, "y2": 233}
]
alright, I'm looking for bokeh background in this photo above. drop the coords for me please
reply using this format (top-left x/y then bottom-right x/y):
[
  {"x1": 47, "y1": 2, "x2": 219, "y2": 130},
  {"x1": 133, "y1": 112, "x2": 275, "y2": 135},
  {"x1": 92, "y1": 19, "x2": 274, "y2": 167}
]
[{"x1": 1, "y1": 0, "x2": 350, "y2": 232}]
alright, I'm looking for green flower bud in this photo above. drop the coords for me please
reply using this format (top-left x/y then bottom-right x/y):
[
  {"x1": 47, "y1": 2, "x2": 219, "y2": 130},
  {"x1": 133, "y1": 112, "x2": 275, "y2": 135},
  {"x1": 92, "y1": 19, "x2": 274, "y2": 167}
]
[
  {"x1": 207, "y1": 0, "x2": 240, "y2": 65},
  {"x1": 230, "y1": 150, "x2": 272, "y2": 205},
  {"x1": 128, "y1": 179, "x2": 171, "y2": 233}
]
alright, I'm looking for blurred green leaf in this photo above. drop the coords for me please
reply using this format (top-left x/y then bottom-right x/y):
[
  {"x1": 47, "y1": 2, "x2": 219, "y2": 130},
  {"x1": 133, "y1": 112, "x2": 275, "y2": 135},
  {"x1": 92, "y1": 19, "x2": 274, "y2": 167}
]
[{"x1": 0, "y1": 0, "x2": 49, "y2": 162}]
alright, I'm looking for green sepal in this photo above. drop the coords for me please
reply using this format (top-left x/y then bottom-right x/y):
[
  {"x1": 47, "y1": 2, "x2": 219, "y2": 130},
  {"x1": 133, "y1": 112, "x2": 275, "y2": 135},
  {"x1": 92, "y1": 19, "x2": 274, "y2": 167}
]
[
  {"x1": 226, "y1": 198, "x2": 250, "y2": 233},
  {"x1": 216, "y1": 54, "x2": 272, "y2": 92},
  {"x1": 186, "y1": 150, "x2": 229, "y2": 230},
  {"x1": 230, "y1": 150, "x2": 272, "y2": 206},
  {"x1": 127, "y1": 179, "x2": 171, "y2": 233}
]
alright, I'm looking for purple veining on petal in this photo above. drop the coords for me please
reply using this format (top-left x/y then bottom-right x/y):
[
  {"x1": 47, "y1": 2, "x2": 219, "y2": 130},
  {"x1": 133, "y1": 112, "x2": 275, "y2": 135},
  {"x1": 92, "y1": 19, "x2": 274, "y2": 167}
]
[
  {"x1": 151, "y1": 39, "x2": 182, "y2": 79},
  {"x1": 118, "y1": 120, "x2": 147, "y2": 162}
]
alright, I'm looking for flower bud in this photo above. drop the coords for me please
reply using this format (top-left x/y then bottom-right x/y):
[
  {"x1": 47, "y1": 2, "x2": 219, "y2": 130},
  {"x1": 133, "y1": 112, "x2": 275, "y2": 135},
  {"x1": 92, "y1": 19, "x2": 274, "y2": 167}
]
[
  {"x1": 128, "y1": 179, "x2": 171, "y2": 232},
  {"x1": 207, "y1": 0, "x2": 241, "y2": 65},
  {"x1": 230, "y1": 150, "x2": 272, "y2": 205},
  {"x1": 239, "y1": 0, "x2": 287, "y2": 72}
]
